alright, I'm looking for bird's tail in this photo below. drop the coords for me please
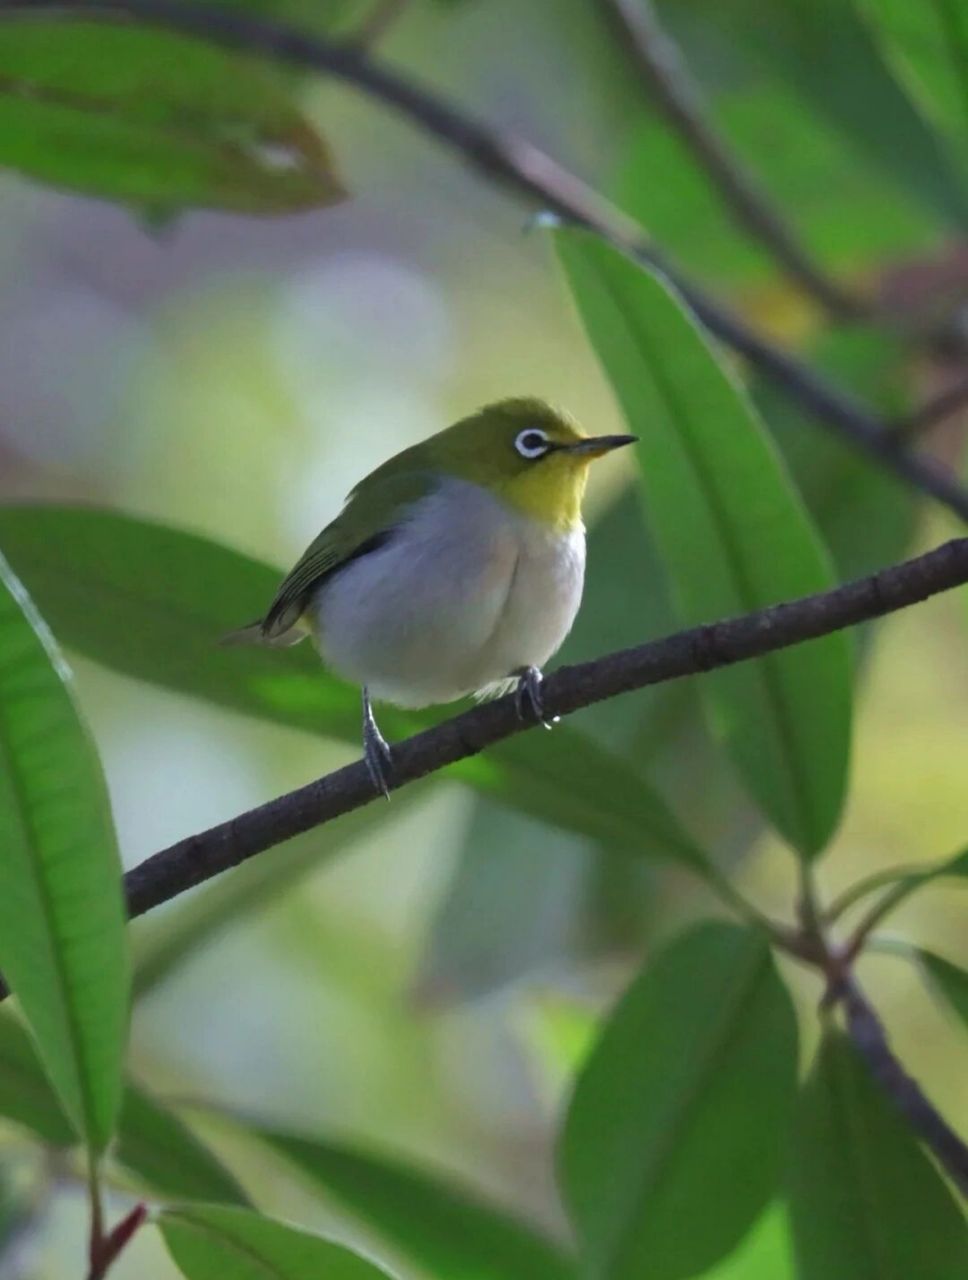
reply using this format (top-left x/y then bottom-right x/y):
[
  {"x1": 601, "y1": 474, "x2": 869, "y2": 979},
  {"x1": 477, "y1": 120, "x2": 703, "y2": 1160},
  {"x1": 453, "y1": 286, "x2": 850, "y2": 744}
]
[{"x1": 219, "y1": 620, "x2": 308, "y2": 648}]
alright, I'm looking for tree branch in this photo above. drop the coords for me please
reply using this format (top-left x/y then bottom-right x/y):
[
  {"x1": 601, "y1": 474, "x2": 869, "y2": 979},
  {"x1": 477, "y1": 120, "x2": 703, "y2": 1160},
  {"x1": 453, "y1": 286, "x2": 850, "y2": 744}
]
[
  {"x1": 109, "y1": 536, "x2": 968, "y2": 920},
  {"x1": 4, "y1": 0, "x2": 968, "y2": 522},
  {"x1": 840, "y1": 978, "x2": 968, "y2": 1198},
  {"x1": 597, "y1": 0, "x2": 863, "y2": 319}
]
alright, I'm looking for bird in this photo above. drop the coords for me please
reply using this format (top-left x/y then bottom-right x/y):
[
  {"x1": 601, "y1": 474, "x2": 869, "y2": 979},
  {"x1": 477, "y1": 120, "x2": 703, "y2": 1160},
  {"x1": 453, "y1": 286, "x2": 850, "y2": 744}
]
[{"x1": 226, "y1": 398, "x2": 636, "y2": 795}]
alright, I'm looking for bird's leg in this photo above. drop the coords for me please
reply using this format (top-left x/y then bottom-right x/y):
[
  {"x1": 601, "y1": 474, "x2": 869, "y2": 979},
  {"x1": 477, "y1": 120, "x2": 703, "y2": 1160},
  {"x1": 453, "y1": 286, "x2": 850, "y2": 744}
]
[
  {"x1": 361, "y1": 686, "x2": 393, "y2": 798},
  {"x1": 514, "y1": 665, "x2": 556, "y2": 730}
]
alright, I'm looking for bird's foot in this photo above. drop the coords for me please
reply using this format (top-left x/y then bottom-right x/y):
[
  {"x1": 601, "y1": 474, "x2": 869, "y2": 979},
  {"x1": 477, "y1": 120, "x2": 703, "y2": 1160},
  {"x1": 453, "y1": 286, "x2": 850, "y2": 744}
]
[
  {"x1": 514, "y1": 666, "x2": 557, "y2": 730},
  {"x1": 362, "y1": 688, "x2": 393, "y2": 798}
]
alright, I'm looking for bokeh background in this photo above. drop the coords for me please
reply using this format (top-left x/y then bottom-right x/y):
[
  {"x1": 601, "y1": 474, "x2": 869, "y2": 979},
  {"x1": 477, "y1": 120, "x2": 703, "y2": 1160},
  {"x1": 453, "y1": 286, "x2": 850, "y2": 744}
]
[{"x1": 0, "y1": 1, "x2": 966, "y2": 1274}]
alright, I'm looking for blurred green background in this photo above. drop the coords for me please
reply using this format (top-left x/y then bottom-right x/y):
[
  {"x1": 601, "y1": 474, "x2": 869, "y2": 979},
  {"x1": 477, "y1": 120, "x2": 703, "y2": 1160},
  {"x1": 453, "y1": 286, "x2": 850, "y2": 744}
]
[{"x1": 0, "y1": 0, "x2": 965, "y2": 1274}]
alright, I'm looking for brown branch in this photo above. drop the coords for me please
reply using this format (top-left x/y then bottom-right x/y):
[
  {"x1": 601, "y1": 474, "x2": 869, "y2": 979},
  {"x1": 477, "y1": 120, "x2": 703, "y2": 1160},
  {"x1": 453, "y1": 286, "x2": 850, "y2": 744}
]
[
  {"x1": 107, "y1": 536, "x2": 968, "y2": 919},
  {"x1": 4, "y1": 0, "x2": 968, "y2": 522},
  {"x1": 839, "y1": 978, "x2": 968, "y2": 1198},
  {"x1": 597, "y1": 0, "x2": 863, "y2": 319}
]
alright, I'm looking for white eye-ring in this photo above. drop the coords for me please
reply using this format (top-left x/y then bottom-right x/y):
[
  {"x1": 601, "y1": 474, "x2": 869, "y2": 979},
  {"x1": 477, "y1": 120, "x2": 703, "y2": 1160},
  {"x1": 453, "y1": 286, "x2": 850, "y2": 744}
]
[{"x1": 514, "y1": 428, "x2": 551, "y2": 459}]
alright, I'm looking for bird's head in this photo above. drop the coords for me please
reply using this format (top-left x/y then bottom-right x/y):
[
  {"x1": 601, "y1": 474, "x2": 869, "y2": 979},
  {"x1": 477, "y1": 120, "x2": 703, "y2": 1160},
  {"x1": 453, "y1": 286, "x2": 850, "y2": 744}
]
[{"x1": 429, "y1": 398, "x2": 637, "y2": 529}]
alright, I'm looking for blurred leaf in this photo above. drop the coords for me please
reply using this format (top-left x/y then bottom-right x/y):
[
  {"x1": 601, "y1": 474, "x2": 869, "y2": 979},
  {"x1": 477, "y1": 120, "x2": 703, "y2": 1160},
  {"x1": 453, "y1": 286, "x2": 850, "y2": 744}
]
[
  {"x1": 864, "y1": 0, "x2": 968, "y2": 140},
  {"x1": 615, "y1": 78, "x2": 938, "y2": 292},
  {"x1": 787, "y1": 1029, "x2": 968, "y2": 1279},
  {"x1": 160, "y1": 1205, "x2": 397, "y2": 1279},
  {"x1": 116, "y1": 1089, "x2": 249, "y2": 1205},
  {"x1": 0, "y1": 1012, "x2": 247, "y2": 1204},
  {"x1": 560, "y1": 922, "x2": 799, "y2": 1280},
  {"x1": 0, "y1": 506, "x2": 709, "y2": 875},
  {"x1": 0, "y1": 1010, "x2": 73, "y2": 1147},
  {"x1": 0, "y1": 19, "x2": 346, "y2": 213},
  {"x1": 521, "y1": 995, "x2": 599, "y2": 1099},
  {"x1": 752, "y1": 328, "x2": 917, "y2": 582},
  {"x1": 684, "y1": 0, "x2": 968, "y2": 228},
  {"x1": 557, "y1": 232, "x2": 852, "y2": 858},
  {"x1": 256, "y1": 1129, "x2": 576, "y2": 1280},
  {"x1": 702, "y1": 1204, "x2": 794, "y2": 1280},
  {"x1": 916, "y1": 949, "x2": 968, "y2": 1032},
  {"x1": 0, "y1": 554, "x2": 128, "y2": 1153},
  {"x1": 133, "y1": 793, "x2": 415, "y2": 999},
  {"x1": 416, "y1": 805, "x2": 597, "y2": 1003}
]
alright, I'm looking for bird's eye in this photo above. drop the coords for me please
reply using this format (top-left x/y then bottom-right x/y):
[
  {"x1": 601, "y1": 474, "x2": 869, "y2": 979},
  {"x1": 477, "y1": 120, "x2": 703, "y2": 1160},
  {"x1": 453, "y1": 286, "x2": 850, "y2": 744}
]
[{"x1": 514, "y1": 428, "x2": 551, "y2": 460}]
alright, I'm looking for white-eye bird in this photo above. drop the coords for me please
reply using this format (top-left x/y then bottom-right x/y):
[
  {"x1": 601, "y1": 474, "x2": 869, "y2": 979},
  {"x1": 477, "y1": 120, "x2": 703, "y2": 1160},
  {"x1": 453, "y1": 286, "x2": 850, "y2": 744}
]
[{"x1": 230, "y1": 398, "x2": 636, "y2": 794}]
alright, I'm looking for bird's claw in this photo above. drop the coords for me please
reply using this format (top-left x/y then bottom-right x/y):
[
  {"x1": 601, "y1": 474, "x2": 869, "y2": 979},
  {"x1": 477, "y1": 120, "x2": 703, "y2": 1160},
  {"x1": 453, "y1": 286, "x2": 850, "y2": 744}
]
[
  {"x1": 364, "y1": 722, "x2": 393, "y2": 798},
  {"x1": 515, "y1": 666, "x2": 556, "y2": 730},
  {"x1": 362, "y1": 687, "x2": 393, "y2": 798}
]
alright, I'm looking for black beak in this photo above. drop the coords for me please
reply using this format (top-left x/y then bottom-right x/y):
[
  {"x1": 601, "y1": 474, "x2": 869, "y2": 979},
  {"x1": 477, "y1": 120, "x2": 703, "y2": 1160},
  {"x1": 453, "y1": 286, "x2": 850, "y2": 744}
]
[{"x1": 565, "y1": 434, "x2": 639, "y2": 457}]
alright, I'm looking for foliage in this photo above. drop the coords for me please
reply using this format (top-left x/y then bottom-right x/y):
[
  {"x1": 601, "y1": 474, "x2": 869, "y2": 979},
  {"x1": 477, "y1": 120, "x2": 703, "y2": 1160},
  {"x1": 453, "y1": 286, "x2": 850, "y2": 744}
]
[{"x1": 0, "y1": 1, "x2": 963, "y2": 1278}]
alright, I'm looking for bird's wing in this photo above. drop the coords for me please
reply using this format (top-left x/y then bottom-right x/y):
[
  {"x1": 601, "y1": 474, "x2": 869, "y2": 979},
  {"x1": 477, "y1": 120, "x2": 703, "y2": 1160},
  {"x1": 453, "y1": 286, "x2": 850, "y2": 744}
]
[{"x1": 260, "y1": 467, "x2": 435, "y2": 639}]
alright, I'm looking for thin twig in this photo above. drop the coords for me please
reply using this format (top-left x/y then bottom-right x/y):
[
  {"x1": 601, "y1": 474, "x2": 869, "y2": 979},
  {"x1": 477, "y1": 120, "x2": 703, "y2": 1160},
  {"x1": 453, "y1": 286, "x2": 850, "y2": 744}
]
[
  {"x1": 824, "y1": 863, "x2": 928, "y2": 923},
  {"x1": 4, "y1": 0, "x2": 968, "y2": 522},
  {"x1": 597, "y1": 0, "x2": 863, "y2": 319},
  {"x1": 94, "y1": 535, "x2": 968, "y2": 918},
  {"x1": 839, "y1": 977, "x2": 968, "y2": 1198},
  {"x1": 807, "y1": 869, "x2": 968, "y2": 1202},
  {"x1": 84, "y1": 1154, "x2": 104, "y2": 1280}
]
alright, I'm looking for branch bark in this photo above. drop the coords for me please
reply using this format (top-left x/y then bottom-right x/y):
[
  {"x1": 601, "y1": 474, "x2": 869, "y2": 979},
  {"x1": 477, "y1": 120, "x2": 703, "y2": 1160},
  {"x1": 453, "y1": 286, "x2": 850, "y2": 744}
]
[
  {"x1": 4, "y1": 0, "x2": 968, "y2": 522},
  {"x1": 597, "y1": 0, "x2": 863, "y2": 318},
  {"x1": 112, "y1": 536, "x2": 968, "y2": 919}
]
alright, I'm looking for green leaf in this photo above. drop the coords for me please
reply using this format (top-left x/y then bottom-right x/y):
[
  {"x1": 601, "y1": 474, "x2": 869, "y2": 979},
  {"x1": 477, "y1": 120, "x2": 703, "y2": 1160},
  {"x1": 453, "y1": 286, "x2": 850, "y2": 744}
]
[
  {"x1": 917, "y1": 950, "x2": 968, "y2": 1032},
  {"x1": 687, "y1": 0, "x2": 968, "y2": 228},
  {"x1": 0, "y1": 1012, "x2": 247, "y2": 1204},
  {"x1": 116, "y1": 1089, "x2": 249, "y2": 1205},
  {"x1": 864, "y1": 0, "x2": 968, "y2": 141},
  {"x1": 560, "y1": 922, "x2": 799, "y2": 1280},
  {"x1": 557, "y1": 231, "x2": 853, "y2": 857},
  {"x1": 0, "y1": 1009, "x2": 73, "y2": 1147},
  {"x1": 0, "y1": 506, "x2": 708, "y2": 874},
  {"x1": 159, "y1": 1205, "x2": 397, "y2": 1279},
  {"x1": 615, "y1": 75, "x2": 938, "y2": 292},
  {"x1": 255, "y1": 1129, "x2": 576, "y2": 1280},
  {"x1": 702, "y1": 1204, "x2": 794, "y2": 1280},
  {"x1": 0, "y1": 554, "x2": 128, "y2": 1152},
  {"x1": 0, "y1": 19, "x2": 345, "y2": 213},
  {"x1": 787, "y1": 1029, "x2": 968, "y2": 1279},
  {"x1": 752, "y1": 328, "x2": 917, "y2": 583}
]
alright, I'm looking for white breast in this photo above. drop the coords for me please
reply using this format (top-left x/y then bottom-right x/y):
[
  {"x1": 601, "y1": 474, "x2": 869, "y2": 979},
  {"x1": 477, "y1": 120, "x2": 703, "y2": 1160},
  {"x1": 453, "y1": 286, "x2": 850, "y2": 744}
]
[{"x1": 311, "y1": 478, "x2": 586, "y2": 708}]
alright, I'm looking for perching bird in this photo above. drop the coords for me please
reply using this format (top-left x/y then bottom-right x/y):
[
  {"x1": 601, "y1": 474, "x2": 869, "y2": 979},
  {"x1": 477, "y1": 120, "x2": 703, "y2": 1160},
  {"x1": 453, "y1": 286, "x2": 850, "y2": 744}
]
[{"x1": 228, "y1": 398, "x2": 636, "y2": 794}]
